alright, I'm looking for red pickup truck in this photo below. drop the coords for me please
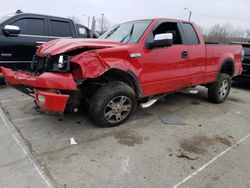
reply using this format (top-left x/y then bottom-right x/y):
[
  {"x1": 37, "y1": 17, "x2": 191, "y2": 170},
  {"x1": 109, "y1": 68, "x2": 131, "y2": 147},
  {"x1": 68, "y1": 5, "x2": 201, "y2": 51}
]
[{"x1": 1, "y1": 18, "x2": 243, "y2": 127}]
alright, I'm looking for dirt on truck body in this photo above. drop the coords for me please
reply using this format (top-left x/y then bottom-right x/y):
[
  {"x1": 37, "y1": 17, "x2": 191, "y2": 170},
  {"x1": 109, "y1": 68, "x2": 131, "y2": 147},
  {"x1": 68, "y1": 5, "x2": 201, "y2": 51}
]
[{"x1": 0, "y1": 18, "x2": 243, "y2": 127}]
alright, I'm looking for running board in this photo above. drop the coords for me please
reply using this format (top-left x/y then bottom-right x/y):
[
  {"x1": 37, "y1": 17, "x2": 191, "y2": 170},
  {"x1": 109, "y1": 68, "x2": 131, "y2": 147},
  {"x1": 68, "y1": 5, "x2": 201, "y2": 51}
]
[
  {"x1": 140, "y1": 94, "x2": 167, "y2": 109},
  {"x1": 179, "y1": 88, "x2": 199, "y2": 94}
]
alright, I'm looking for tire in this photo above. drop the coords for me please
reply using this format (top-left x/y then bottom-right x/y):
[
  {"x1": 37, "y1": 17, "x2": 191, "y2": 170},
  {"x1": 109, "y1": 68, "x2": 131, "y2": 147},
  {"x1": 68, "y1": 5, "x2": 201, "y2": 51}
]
[
  {"x1": 0, "y1": 76, "x2": 5, "y2": 86},
  {"x1": 208, "y1": 73, "x2": 231, "y2": 103},
  {"x1": 89, "y1": 81, "x2": 137, "y2": 127}
]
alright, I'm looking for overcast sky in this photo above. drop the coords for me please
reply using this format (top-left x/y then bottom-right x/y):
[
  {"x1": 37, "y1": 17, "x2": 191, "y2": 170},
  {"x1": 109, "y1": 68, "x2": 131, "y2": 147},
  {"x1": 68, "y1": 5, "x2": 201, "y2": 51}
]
[{"x1": 1, "y1": 0, "x2": 249, "y2": 31}]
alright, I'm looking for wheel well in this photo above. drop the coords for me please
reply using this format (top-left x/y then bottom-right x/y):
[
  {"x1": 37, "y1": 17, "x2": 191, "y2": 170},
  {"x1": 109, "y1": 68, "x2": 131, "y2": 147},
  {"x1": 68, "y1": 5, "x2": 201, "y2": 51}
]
[
  {"x1": 220, "y1": 60, "x2": 234, "y2": 77},
  {"x1": 78, "y1": 69, "x2": 142, "y2": 100},
  {"x1": 99, "y1": 69, "x2": 142, "y2": 97}
]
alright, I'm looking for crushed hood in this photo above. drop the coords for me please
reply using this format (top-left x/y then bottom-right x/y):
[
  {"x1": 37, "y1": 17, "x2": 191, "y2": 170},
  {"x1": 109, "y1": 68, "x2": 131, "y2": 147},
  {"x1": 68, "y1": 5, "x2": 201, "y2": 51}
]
[{"x1": 36, "y1": 38, "x2": 123, "y2": 56}]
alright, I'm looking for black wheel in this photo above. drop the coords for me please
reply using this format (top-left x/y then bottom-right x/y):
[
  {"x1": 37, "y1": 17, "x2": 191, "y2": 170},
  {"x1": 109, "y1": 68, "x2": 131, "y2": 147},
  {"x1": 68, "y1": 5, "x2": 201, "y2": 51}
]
[
  {"x1": 208, "y1": 73, "x2": 231, "y2": 103},
  {"x1": 89, "y1": 81, "x2": 137, "y2": 127}
]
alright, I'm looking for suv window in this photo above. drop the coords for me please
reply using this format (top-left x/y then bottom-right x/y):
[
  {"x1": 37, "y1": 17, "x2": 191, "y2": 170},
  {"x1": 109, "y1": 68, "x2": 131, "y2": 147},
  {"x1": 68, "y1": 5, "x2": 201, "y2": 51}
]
[
  {"x1": 50, "y1": 20, "x2": 72, "y2": 37},
  {"x1": 181, "y1": 23, "x2": 199, "y2": 45},
  {"x1": 153, "y1": 22, "x2": 183, "y2": 44},
  {"x1": 76, "y1": 24, "x2": 88, "y2": 38},
  {"x1": 12, "y1": 18, "x2": 45, "y2": 35}
]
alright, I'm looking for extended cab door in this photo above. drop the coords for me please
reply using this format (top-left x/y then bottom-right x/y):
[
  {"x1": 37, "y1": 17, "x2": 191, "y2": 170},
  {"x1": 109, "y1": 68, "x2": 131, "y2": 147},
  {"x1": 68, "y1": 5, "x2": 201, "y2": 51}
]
[
  {"x1": 0, "y1": 16, "x2": 48, "y2": 70},
  {"x1": 140, "y1": 21, "x2": 190, "y2": 96},
  {"x1": 179, "y1": 22, "x2": 207, "y2": 86}
]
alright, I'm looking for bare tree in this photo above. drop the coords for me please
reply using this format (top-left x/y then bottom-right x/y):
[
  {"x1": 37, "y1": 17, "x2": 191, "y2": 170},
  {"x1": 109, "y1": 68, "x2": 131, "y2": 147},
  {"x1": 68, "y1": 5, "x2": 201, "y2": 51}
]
[
  {"x1": 204, "y1": 23, "x2": 249, "y2": 43},
  {"x1": 68, "y1": 15, "x2": 81, "y2": 24},
  {"x1": 244, "y1": 30, "x2": 250, "y2": 42},
  {"x1": 96, "y1": 14, "x2": 111, "y2": 35}
]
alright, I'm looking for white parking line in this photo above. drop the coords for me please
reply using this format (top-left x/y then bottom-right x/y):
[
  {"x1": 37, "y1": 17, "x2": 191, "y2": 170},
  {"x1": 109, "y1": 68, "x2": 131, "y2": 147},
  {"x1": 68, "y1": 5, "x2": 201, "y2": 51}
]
[
  {"x1": 173, "y1": 133, "x2": 250, "y2": 188},
  {"x1": 0, "y1": 108, "x2": 53, "y2": 188},
  {"x1": 13, "y1": 115, "x2": 43, "y2": 122}
]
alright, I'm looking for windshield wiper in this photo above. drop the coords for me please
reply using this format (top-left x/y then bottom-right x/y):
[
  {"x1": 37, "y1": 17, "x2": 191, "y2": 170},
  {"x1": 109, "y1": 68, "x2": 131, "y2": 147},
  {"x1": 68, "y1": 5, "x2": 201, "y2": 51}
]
[
  {"x1": 120, "y1": 24, "x2": 134, "y2": 43},
  {"x1": 104, "y1": 26, "x2": 120, "y2": 39}
]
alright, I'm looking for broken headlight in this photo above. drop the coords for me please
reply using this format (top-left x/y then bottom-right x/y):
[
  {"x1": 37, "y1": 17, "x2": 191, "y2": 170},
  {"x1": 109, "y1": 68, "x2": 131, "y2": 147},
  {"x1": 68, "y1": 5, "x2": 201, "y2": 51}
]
[
  {"x1": 31, "y1": 55, "x2": 71, "y2": 73},
  {"x1": 58, "y1": 55, "x2": 70, "y2": 69}
]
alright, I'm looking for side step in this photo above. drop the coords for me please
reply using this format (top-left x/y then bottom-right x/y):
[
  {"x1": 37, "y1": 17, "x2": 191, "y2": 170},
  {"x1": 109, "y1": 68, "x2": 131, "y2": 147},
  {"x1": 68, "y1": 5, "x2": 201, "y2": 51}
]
[
  {"x1": 140, "y1": 88, "x2": 199, "y2": 109},
  {"x1": 179, "y1": 88, "x2": 199, "y2": 94},
  {"x1": 140, "y1": 94, "x2": 167, "y2": 109}
]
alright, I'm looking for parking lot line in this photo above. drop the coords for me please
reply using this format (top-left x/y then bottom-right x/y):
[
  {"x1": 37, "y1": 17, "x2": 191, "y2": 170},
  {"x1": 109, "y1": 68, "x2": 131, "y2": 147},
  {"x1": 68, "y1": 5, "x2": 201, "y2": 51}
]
[
  {"x1": 173, "y1": 133, "x2": 250, "y2": 188},
  {"x1": 13, "y1": 115, "x2": 43, "y2": 122},
  {"x1": 0, "y1": 107, "x2": 53, "y2": 188}
]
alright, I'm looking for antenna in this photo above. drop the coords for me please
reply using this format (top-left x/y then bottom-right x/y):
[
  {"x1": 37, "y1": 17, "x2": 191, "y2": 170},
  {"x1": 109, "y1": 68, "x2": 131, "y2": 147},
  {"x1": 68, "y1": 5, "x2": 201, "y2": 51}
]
[
  {"x1": 184, "y1": 8, "x2": 192, "y2": 21},
  {"x1": 16, "y1": 9, "x2": 23, "y2": 14}
]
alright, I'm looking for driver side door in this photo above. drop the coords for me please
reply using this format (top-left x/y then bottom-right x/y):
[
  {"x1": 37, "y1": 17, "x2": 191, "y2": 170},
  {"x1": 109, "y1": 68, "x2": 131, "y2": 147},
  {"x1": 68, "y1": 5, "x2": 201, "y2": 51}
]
[{"x1": 140, "y1": 21, "x2": 190, "y2": 96}]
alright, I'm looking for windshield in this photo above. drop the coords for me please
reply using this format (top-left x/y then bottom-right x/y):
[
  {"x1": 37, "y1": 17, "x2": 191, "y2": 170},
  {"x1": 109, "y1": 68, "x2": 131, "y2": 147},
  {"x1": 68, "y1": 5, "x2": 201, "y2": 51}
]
[
  {"x1": 100, "y1": 20, "x2": 152, "y2": 44},
  {"x1": 0, "y1": 14, "x2": 14, "y2": 24}
]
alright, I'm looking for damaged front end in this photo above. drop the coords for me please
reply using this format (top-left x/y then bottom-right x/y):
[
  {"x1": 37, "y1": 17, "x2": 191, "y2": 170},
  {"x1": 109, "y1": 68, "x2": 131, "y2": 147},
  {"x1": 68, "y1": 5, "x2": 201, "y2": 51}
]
[
  {"x1": 1, "y1": 49, "x2": 111, "y2": 113},
  {"x1": 1, "y1": 39, "x2": 121, "y2": 113},
  {"x1": 0, "y1": 65, "x2": 78, "y2": 112}
]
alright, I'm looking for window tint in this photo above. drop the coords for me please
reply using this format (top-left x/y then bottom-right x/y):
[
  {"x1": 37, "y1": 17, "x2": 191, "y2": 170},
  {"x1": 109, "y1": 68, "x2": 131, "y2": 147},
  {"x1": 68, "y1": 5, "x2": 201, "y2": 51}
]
[
  {"x1": 50, "y1": 20, "x2": 72, "y2": 37},
  {"x1": 12, "y1": 18, "x2": 44, "y2": 35},
  {"x1": 182, "y1": 23, "x2": 199, "y2": 45},
  {"x1": 153, "y1": 22, "x2": 183, "y2": 44}
]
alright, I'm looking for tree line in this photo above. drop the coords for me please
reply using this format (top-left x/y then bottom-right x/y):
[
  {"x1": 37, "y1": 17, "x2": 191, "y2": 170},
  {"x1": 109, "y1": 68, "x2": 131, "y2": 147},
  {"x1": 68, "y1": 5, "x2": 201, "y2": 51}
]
[{"x1": 202, "y1": 23, "x2": 250, "y2": 43}]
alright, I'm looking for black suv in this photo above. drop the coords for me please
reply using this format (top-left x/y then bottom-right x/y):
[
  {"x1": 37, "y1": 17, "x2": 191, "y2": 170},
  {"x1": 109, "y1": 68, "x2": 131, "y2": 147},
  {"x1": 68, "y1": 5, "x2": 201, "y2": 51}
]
[
  {"x1": 234, "y1": 43, "x2": 250, "y2": 81},
  {"x1": 0, "y1": 11, "x2": 94, "y2": 71}
]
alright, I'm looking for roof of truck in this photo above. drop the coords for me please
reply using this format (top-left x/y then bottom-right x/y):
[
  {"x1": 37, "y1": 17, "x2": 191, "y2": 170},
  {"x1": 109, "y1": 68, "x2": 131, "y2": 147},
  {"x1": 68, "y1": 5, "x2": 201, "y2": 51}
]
[{"x1": 12, "y1": 12, "x2": 73, "y2": 22}]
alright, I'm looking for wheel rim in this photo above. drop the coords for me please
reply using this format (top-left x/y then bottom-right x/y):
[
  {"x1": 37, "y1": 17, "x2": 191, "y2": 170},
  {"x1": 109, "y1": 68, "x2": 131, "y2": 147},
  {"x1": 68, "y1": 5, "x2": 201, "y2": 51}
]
[
  {"x1": 219, "y1": 80, "x2": 229, "y2": 98},
  {"x1": 104, "y1": 96, "x2": 132, "y2": 124}
]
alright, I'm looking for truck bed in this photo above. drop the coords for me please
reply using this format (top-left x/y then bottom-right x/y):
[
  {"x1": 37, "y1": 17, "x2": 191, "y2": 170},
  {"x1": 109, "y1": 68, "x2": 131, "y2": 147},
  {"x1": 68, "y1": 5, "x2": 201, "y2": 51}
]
[{"x1": 205, "y1": 44, "x2": 242, "y2": 83}]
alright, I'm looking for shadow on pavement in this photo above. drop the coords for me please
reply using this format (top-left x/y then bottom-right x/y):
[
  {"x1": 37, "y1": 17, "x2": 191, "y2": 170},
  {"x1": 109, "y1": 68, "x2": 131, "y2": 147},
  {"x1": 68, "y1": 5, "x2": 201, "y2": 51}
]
[{"x1": 232, "y1": 81, "x2": 250, "y2": 91}]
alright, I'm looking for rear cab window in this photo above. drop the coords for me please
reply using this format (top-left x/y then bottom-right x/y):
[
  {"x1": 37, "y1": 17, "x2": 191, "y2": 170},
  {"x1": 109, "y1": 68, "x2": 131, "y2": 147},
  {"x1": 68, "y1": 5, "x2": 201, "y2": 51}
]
[
  {"x1": 181, "y1": 23, "x2": 200, "y2": 45},
  {"x1": 49, "y1": 19, "x2": 73, "y2": 37}
]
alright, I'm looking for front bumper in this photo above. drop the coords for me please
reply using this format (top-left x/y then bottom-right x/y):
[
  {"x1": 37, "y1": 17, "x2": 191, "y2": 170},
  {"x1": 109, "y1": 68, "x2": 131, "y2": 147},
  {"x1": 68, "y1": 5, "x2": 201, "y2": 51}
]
[
  {"x1": 0, "y1": 66, "x2": 78, "y2": 112},
  {"x1": 35, "y1": 90, "x2": 69, "y2": 112}
]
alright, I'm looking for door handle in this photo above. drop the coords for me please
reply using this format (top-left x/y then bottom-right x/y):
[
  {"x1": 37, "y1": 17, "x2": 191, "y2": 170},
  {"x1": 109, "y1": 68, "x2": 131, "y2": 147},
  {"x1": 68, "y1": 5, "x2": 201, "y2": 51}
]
[
  {"x1": 181, "y1": 51, "x2": 188, "y2": 59},
  {"x1": 36, "y1": 41, "x2": 46, "y2": 44}
]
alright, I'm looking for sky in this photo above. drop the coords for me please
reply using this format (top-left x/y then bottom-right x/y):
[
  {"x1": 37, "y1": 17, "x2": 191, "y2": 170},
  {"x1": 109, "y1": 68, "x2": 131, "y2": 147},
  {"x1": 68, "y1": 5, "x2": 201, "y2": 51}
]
[{"x1": 0, "y1": 0, "x2": 250, "y2": 31}]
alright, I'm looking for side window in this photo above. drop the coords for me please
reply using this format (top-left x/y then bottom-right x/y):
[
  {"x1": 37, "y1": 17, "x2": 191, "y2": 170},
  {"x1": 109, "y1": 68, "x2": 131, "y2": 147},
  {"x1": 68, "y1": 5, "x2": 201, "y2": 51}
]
[
  {"x1": 181, "y1": 23, "x2": 199, "y2": 45},
  {"x1": 153, "y1": 22, "x2": 183, "y2": 44},
  {"x1": 50, "y1": 20, "x2": 72, "y2": 37},
  {"x1": 76, "y1": 25, "x2": 88, "y2": 38},
  {"x1": 12, "y1": 18, "x2": 45, "y2": 35}
]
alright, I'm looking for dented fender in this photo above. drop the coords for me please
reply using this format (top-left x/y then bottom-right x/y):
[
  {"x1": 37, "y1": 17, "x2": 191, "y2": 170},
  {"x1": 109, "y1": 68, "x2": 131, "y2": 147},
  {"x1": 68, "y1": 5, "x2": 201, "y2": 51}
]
[{"x1": 70, "y1": 51, "x2": 141, "y2": 79}]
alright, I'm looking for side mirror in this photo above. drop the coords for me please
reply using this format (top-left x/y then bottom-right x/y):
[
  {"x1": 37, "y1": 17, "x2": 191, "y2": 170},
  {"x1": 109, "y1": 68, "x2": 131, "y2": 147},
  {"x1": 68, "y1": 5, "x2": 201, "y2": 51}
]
[
  {"x1": 146, "y1": 33, "x2": 173, "y2": 49},
  {"x1": 3, "y1": 25, "x2": 21, "y2": 36}
]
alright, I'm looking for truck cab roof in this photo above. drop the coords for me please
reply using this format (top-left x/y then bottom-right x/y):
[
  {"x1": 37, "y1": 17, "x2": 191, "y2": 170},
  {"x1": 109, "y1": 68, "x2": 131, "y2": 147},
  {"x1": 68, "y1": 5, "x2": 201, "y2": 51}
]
[{"x1": 0, "y1": 12, "x2": 78, "y2": 25}]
